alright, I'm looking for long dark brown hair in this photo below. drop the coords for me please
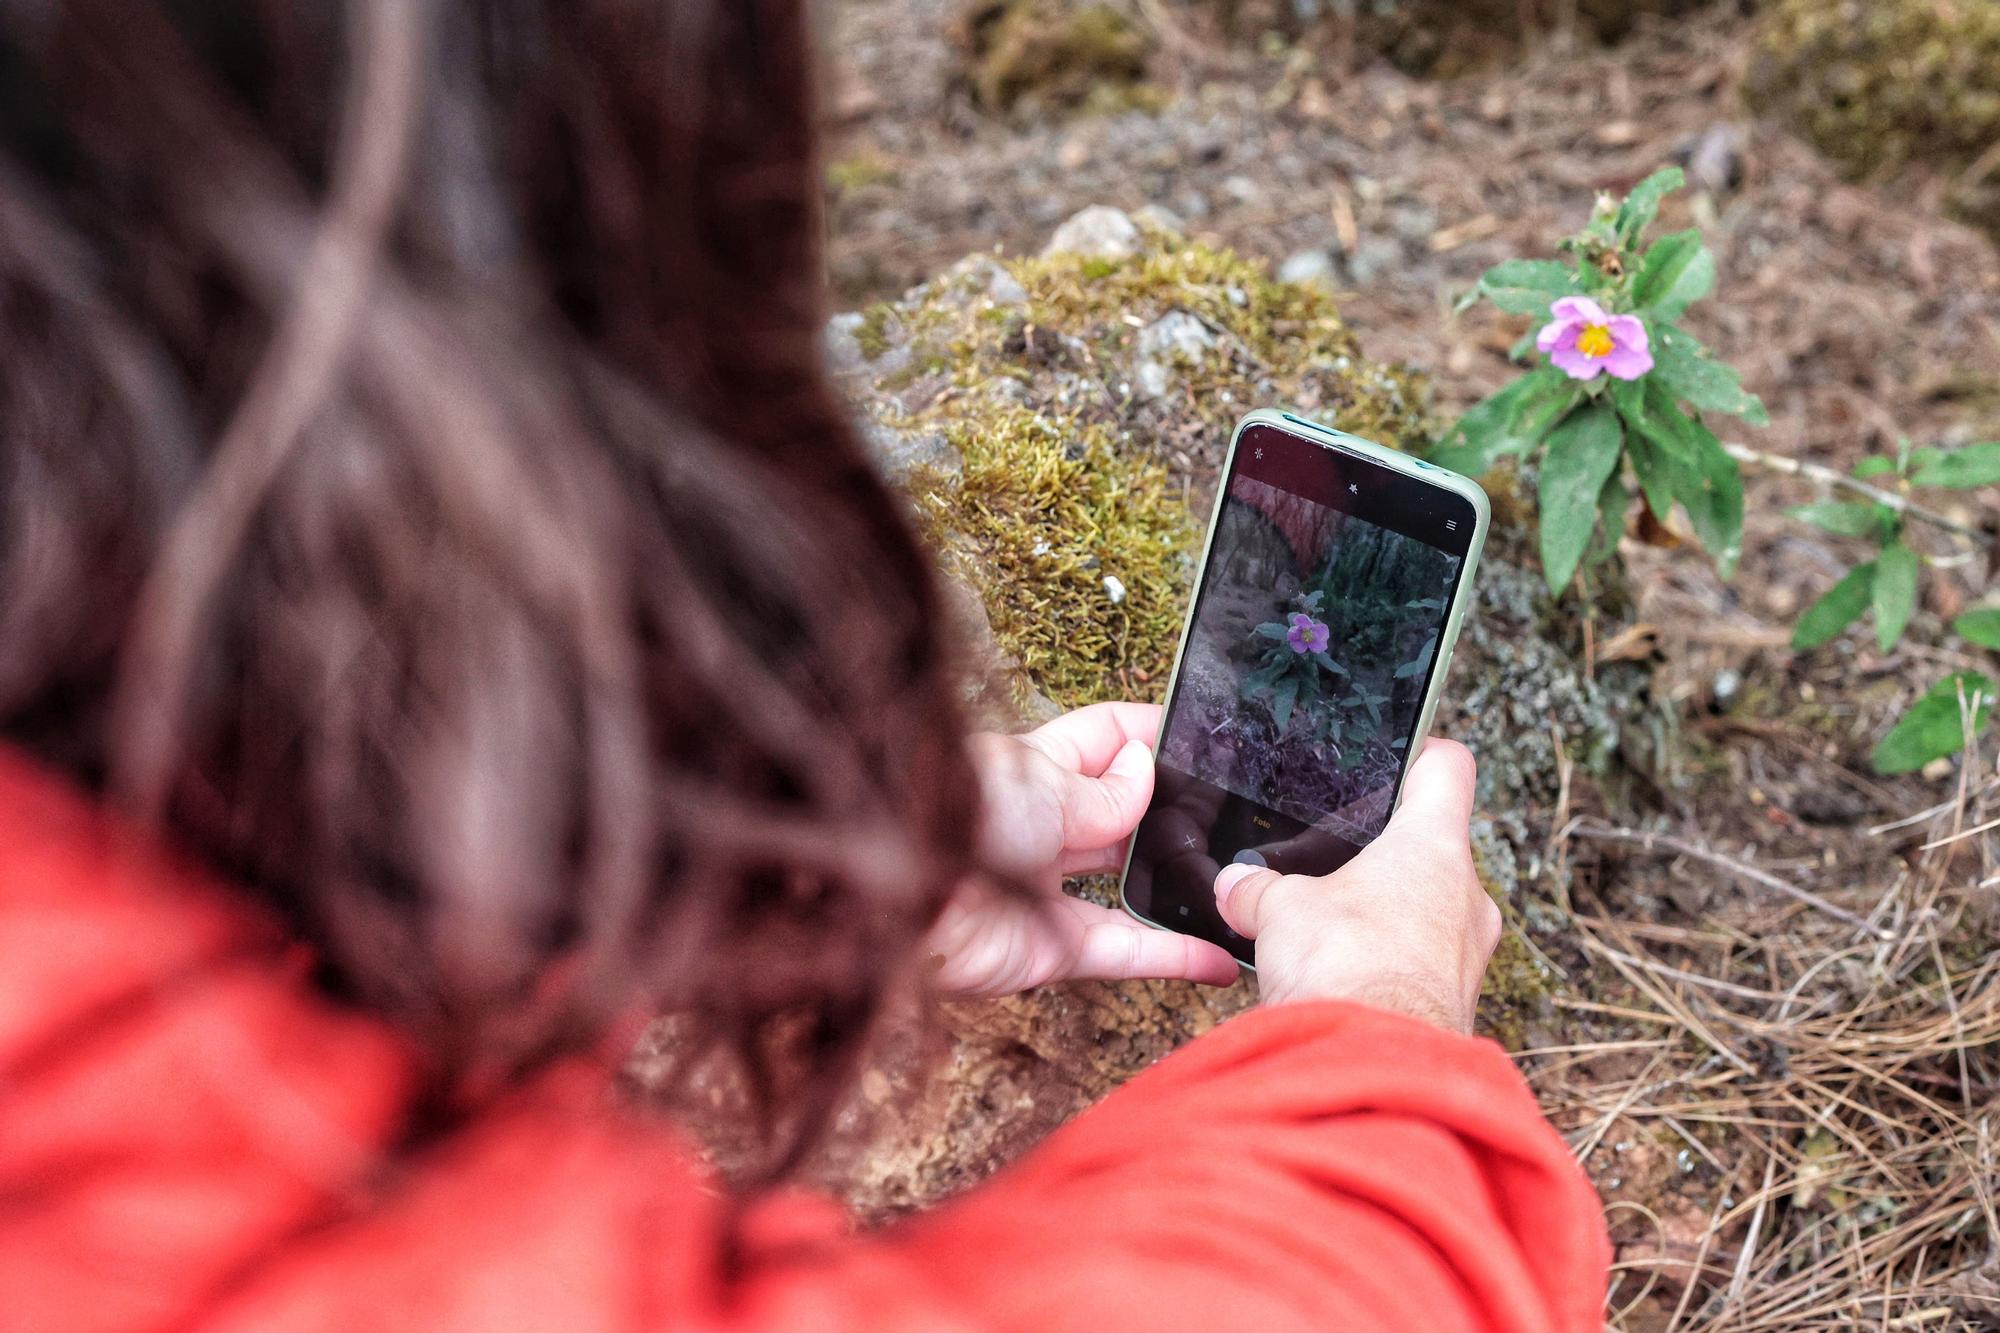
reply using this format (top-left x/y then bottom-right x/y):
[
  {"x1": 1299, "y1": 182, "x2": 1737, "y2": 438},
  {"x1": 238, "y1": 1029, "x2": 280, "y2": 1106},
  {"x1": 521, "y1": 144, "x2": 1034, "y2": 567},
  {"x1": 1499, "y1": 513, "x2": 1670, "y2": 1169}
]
[{"x1": 0, "y1": 0, "x2": 984, "y2": 1173}]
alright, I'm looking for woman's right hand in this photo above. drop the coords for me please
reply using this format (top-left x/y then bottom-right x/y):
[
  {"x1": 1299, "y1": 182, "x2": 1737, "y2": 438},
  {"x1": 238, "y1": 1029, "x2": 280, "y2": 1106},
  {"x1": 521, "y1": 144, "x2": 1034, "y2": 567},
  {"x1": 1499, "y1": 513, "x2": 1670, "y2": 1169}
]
[{"x1": 1210, "y1": 739, "x2": 1500, "y2": 1032}]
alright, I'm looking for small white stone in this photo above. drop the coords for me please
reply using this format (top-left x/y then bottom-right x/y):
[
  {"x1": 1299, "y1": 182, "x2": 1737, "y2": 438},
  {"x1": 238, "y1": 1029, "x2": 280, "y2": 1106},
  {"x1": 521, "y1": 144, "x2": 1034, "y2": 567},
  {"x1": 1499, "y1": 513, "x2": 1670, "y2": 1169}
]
[
  {"x1": 1043, "y1": 205, "x2": 1141, "y2": 261},
  {"x1": 1103, "y1": 574, "x2": 1127, "y2": 605}
]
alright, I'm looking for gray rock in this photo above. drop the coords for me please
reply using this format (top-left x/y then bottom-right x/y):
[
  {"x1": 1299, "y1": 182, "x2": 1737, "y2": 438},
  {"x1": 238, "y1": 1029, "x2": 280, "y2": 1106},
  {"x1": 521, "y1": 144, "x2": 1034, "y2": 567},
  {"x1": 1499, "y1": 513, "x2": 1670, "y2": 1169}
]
[
  {"x1": 1042, "y1": 205, "x2": 1141, "y2": 260},
  {"x1": 1132, "y1": 204, "x2": 1185, "y2": 237},
  {"x1": 1136, "y1": 310, "x2": 1217, "y2": 362},
  {"x1": 1131, "y1": 309, "x2": 1218, "y2": 401},
  {"x1": 824, "y1": 312, "x2": 869, "y2": 376},
  {"x1": 988, "y1": 268, "x2": 1029, "y2": 305},
  {"x1": 1342, "y1": 237, "x2": 1403, "y2": 287},
  {"x1": 859, "y1": 419, "x2": 963, "y2": 480},
  {"x1": 1277, "y1": 248, "x2": 1339, "y2": 292}
]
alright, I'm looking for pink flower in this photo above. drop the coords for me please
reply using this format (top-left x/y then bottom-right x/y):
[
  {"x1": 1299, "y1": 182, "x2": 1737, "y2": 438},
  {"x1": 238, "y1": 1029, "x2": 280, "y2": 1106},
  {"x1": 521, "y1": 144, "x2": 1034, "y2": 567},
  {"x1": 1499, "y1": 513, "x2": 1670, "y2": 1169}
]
[
  {"x1": 1536, "y1": 296, "x2": 1652, "y2": 381},
  {"x1": 1286, "y1": 613, "x2": 1330, "y2": 654}
]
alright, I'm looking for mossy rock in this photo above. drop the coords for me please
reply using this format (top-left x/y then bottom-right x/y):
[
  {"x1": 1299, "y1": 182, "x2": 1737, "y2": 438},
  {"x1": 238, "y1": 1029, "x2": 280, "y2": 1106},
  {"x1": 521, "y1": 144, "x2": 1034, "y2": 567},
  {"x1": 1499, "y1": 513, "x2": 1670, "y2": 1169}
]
[
  {"x1": 1749, "y1": 0, "x2": 2000, "y2": 238},
  {"x1": 956, "y1": 0, "x2": 1156, "y2": 116},
  {"x1": 1185, "y1": 0, "x2": 1715, "y2": 76},
  {"x1": 820, "y1": 209, "x2": 1642, "y2": 1213}
]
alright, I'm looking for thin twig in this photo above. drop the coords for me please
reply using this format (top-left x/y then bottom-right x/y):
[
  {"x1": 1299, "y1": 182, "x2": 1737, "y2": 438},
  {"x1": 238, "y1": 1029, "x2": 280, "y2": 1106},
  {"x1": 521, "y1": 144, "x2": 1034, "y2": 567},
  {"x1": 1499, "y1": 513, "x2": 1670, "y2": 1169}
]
[
  {"x1": 1724, "y1": 443, "x2": 1991, "y2": 549},
  {"x1": 1566, "y1": 818, "x2": 1895, "y2": 940}
]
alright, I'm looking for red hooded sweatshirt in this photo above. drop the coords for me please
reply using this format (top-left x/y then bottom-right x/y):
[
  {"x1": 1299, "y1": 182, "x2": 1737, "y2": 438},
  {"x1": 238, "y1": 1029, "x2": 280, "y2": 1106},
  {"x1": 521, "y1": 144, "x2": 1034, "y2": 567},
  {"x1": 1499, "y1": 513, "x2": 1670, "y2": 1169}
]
[{"x1": 0, "y1": 749, "x2": 1608, "y2": 1331}]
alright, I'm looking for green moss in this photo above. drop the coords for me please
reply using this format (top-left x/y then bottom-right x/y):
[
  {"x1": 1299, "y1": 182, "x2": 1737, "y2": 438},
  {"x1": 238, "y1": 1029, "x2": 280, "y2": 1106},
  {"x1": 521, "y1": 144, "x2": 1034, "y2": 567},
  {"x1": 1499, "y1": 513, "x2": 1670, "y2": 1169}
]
[
  {"x1": 854, "y1": 228, "x2": 1431, "y2": 708},
  {"x1": 1000, "y1": 240, "x2": 1432, "y2": 453},
  {"x1": 1478, "y1": 926, "x2": 1558, "y2": 1050},
  {"x1": 1750, "y1": 0, "x2": 2000, "y2": 238},
  {"x1": 826, "y1": 151, "x2": 900, "y2": 198},
  {"x1": 960, "y1": 0, "x2": 1154, "y2": 116},
  {"x1": 854, "y1": 303, "x2": 898, "y2": 362},
  {"x1": 910, "y1": 409, "x2": 1192, "y2": 708}
]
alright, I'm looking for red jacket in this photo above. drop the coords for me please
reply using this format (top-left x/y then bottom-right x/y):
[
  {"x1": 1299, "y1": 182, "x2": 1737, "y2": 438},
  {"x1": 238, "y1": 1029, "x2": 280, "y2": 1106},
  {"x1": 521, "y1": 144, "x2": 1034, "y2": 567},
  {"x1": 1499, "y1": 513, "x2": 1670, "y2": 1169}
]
[{"x1": 0, "y1": 749, "x2": 1608, "y2": 1330}]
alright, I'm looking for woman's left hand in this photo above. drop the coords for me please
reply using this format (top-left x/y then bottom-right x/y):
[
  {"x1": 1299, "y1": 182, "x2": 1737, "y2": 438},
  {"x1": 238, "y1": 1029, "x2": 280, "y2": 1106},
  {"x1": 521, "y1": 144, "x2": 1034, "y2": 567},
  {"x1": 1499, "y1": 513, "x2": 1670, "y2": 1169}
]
[{"x1": 926, "y1": 702, "x2": 1242, "y2": 998}]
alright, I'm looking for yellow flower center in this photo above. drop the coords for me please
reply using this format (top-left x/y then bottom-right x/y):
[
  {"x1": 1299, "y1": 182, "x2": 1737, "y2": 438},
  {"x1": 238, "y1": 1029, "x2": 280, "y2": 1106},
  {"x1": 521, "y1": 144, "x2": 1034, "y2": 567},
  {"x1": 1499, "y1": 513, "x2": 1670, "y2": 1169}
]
[{"x1": 1577, "y1": 324, "x2": 1615, "y2": 359}]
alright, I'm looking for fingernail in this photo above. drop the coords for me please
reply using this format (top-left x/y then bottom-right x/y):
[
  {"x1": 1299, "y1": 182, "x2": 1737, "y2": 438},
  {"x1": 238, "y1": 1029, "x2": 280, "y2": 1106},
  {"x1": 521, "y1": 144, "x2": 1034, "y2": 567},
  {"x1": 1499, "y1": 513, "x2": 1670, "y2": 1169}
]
[
  {"x1": 1110, "y1": 737, "x2": 1152, "y2": 773},
  {"x1": 1214, "y1": 861, "x2": 1258, "y2": 909}
]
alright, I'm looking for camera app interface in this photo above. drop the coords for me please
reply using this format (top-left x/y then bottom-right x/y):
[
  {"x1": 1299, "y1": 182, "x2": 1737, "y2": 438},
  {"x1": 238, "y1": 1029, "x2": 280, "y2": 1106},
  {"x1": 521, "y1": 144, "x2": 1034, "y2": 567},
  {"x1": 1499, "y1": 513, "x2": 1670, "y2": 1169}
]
[{"x1": 1125, "y1": 422, "x2": 1475, "y2": 964}]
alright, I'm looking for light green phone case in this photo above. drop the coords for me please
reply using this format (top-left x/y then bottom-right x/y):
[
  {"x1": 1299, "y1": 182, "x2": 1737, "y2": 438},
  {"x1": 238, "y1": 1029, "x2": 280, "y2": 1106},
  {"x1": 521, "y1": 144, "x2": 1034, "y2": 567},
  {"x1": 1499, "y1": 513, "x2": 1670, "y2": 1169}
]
[{"x1": 1116, "y1": 407, "x2": 1491, "y2": 956}]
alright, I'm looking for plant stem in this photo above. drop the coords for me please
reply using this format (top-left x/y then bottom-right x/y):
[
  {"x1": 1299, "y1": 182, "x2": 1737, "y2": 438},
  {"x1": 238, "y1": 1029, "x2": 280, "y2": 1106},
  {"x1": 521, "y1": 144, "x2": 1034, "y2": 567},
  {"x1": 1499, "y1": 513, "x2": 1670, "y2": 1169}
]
[{"x1": 1723, "y1": 443, "x2": 1991, "y2": 549}]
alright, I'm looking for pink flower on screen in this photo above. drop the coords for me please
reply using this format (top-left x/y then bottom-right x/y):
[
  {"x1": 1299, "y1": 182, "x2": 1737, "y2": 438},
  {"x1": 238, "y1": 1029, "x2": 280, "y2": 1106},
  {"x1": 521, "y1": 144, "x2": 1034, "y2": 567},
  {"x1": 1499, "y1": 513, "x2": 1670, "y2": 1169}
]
[{"x1": 1286, "y1": 613, "x2": 1330, "y2": 654}]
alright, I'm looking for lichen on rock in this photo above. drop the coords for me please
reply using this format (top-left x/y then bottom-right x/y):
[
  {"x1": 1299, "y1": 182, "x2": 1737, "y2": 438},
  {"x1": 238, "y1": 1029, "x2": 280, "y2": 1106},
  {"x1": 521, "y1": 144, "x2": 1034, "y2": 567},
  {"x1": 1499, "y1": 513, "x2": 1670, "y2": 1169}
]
[{"x1": 1749, "y1": 0, "x2": 2000, "y2": 238}]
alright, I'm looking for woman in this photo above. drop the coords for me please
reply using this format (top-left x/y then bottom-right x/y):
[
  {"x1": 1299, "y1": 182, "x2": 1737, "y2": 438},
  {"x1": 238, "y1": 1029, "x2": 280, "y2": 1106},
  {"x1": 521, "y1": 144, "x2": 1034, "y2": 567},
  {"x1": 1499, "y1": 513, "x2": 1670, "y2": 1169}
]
[{"x1": 0, "y1": 2, "x2": 1609, "y2": 1328}]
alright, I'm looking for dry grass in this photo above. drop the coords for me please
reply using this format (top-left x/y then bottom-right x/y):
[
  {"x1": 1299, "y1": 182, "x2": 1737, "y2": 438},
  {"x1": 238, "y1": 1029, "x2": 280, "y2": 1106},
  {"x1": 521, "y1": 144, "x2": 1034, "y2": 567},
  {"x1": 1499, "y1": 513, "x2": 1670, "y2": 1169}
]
[{"x1": 1530, "y1": 766, "x2": 2000, "y2": 1330}]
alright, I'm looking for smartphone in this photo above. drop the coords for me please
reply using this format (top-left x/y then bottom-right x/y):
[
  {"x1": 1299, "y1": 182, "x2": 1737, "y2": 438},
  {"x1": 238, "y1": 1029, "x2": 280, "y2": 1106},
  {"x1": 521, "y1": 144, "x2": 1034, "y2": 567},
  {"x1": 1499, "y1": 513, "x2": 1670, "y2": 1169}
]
[{"x1": 1119, "y1": 408, "x2": 1489, "y2": 968}]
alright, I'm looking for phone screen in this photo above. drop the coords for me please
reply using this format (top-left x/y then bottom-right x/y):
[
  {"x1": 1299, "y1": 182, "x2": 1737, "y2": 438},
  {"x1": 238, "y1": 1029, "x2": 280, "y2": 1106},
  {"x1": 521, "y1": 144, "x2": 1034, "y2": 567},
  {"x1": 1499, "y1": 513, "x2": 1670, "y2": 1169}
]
[{"x1": 1124, "y1": 420, "x2": 1478, "y2": 964}]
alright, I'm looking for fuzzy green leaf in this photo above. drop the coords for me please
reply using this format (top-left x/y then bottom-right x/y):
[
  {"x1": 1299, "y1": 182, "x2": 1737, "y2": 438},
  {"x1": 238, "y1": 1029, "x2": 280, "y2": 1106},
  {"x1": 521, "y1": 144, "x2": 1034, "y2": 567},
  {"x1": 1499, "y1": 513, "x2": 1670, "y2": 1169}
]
[
  {"x1": 1538, "y1": 401, "x2": 1624, "y2": 593},
  {"x1": 1871, "y1": 542, "x2": 1919, "y2": 652},
  {"x1": 1788, "y1": 501, "x2": 1890, "y2": 539},
  {"x1": 1615, "y1": 167, "x2": 1685, "y2": 248},
  {"x1": 1852, "y1": 456, "x2": 1897, "y2": 479},
  {"x1": 1465, "y1": 259, "x2": 1583, "y2": 316},
  {"x1": 1271, "y1": 675, "x2": 1300, "y2": 734},
  {"x1": 1643, "y1": 387, "x2": 1743, "y2": 575},
  {"x1": 1953, "y1": 608, "x2": 2000, "y2": 650},
  {"x1": 1588, "y1": 471, "x2": 1632, "y2": 566},
  {"x1": 1631, "y1": 230, "x2": 1715, "y2": 321},
  {"x1": 1908, "y1": 442, "x2": 2000, "y2": 490},
  {"x1": 1871, "y1": 673, "x2": 1995, "y2": 774},
  {"x1": 1792, "y1": 562, "x2": 1876, "y2": 650},
  {"x1": 1432, "y1": 366, "x2": 1580, "y2": 476},
  {"x1": 1651, "y1": 326, "x2": 1768, "y2": 426}
]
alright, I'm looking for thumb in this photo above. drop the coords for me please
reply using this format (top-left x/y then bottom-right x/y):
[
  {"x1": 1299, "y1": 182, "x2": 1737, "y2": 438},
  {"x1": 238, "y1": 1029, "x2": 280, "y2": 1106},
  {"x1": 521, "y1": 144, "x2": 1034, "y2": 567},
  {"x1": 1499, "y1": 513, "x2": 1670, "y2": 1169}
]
[
  {"x1": 1213, "y1": 861, "x2": 1285, "y2": 939},
  {"x1": 1059, "y1": 737, "x2": 1155, "y2": 850},
  {"x1": 1388, "y1": 737, "x2": 1476, "y2": 838}
]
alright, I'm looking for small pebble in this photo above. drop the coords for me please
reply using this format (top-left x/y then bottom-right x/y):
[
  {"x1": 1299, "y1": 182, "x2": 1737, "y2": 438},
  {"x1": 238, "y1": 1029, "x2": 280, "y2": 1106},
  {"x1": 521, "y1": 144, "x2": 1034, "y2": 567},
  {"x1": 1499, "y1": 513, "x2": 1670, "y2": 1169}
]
[{"x1": 1103, "y1": 575, "x2": 1127, "y2": 605}]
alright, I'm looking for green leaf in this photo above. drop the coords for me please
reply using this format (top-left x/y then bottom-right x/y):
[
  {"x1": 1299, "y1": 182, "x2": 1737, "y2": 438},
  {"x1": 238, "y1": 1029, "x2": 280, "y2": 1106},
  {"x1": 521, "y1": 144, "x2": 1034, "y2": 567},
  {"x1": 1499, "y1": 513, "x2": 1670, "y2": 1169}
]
[
  {"x1": 1872, "y1": 542, "x2": 1918, "y2": 652},
  {"x1": 1588, "y1": 471, "x2": 1632, "y2": 566},
  {"x1": 1955, "y1": 608, "x2": 2000, "y2": 650},
  {"x1": 1644, "y1": 391, "x2": 1743, "y2": 575},
  {"x1": 1465, "y1": 259, "x2": 1584, "y2": 316},
  {"x1": 1852, "y1": 456, "x2": 1897, "y2": 479},
  {"x1": 1537, "y1": 402, "x2": 1625, "y2": 593},
  {"x1": 1788, "y1": 501, "x2": 1890, "y2": 539},
  {"x1": 1651, "y1": 326, "x2": 1769, "y2": 426},
  {"x1": 1271, "y1": 675, "x2": 1300, "y2": 734},
  {"x1": 1792, "y1": 562, "x2": 1876, "y2": 650},
  {"x1": 1615, "y1": 167, "x2": 1684, "y2": 248},
  {"x1": 1432, "y1": 366, "x2": 1582, "y2": 475},
  {"x1": 1631, "y1": 230, "x2": 1715, "y2": 320},
  {"x1": 1626, "y1": 428, "x2": 1675, "y2": 521},
  {"x1": 1908, "y1": 442, "x2": 2000, "y2": 490},
  {"x1": 1871, "y1": 673, "x2": 1995, "y2": 774}
]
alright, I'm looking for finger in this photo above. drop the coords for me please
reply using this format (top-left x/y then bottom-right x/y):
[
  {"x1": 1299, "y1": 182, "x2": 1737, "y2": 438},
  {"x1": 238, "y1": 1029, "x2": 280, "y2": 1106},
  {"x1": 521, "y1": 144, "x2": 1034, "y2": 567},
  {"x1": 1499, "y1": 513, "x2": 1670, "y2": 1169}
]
[
  {"x1": 1065, "y1": 903, "x2": 1240, "y2": 985},
  {"x1": 1389, "y1": 737, "x2": 1476, "y2": 837},
  {"x1": 1058, "y1": 837, "x2": 1134, "y2": 877},
  {"x1": 1019, "y1": 702, "x2": 1163, "y2": 776},
  {"x1": 1055, "y1": 736, "x2": 1155, "y2": 851},
  {"x1": 1213, "y1": 862, "x2": 1285, "y2": 939}
]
